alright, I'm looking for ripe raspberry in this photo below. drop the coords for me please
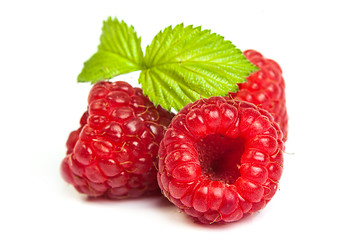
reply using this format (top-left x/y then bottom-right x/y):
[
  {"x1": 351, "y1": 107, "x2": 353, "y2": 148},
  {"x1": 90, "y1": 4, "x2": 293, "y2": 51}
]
[
  {"x1": 230, "y1": 50, "x2": 288, "y2": 139},
  {"x1": 61, "y1": 81, "x2": 174, "y2": 199},
  {"x1": 64, "y1": 111, "x2": 89, "y2": 155},
  {"x1": 157, "y1": 96, "x2": 284, "y2": 224}
]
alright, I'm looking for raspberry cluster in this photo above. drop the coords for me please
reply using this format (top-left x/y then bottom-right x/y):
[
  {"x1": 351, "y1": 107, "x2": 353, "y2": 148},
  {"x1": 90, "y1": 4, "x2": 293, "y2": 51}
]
[{"x1": 61, "y1": 50, "x2": 287, "y2": 224}]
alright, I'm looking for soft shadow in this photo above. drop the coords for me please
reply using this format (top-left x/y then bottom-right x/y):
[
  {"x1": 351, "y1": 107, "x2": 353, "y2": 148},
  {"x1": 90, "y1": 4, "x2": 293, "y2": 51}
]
[
  {"x1": 73, "y1": 188, "x2": 262, "y2": 228},
  {"x1": 152, "y1": 195, "x2": 177, "y2": 208},
  {"x1": 179, "y1": 211, "x2": 261, "y2": 229},
  {"x1": 83, "y1": 192, "x2": 162, "y2": 204}
]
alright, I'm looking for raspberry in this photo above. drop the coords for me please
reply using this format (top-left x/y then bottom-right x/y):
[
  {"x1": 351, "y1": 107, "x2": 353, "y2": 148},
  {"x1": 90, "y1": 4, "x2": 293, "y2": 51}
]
[
  {"x1": 157, "y1": 96, "x2": 284, "y2": 224},
  {"x1": 230, "y1": 50, "x2": 288, "y2": 139},
  {"x1": 61, "y1": 81, "x2": 174, "y2": 199},
  {"x1": 64, "y1": 111, "x2": 89, "y2": 155}
]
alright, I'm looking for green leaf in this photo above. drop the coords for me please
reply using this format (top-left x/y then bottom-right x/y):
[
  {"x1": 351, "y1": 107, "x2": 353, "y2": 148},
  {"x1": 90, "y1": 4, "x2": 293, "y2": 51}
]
[
  {"x1": 139, "y1": 24, "x2": 258, "y2": 111},
  {"x1": 78, "y1": 17, "x2": 144, "y2": 83}
]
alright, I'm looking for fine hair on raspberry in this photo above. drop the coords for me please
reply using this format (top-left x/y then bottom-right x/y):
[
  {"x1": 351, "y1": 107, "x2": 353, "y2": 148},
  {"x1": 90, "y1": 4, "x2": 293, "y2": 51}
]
[{"x1": 157, "y1": 96, "x2": 284, "y2": 224}]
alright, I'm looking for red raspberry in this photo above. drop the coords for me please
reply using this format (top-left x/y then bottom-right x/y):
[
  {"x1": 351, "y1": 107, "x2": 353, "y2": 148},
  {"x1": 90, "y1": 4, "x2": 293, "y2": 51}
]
[
  {"x1": 157, "y1": 96, "x2": 284, "y2": 224},
  {"x1": 230, "y1": 50, "x2": 288, "y2": 139},
  {"x1": 61, "y1": 81, "x2": 174, "y2": 199},
  {"x1": 64, "y1": 111, "x2": 89, "y2": 155}
]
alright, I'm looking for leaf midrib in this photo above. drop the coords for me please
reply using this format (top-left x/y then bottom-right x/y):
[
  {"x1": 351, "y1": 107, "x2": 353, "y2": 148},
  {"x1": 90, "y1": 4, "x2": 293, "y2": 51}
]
[{"x1": 98, "y1": 49, "x2": 145, "y2": 70}]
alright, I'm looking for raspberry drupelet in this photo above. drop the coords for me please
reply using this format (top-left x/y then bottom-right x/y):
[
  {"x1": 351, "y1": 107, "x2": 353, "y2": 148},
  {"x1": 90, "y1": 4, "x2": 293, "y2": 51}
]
[
  {"x1": 157, "y1": 96, "x2": 284, "y2": 224},
  {"x1": 231, "y1": 50, "x2": 288, "y2": 140},
  {"x1": 61, "y1": 81, "x2": 174, "y2": 199},
  {"x1": 64, "y1": 111, "x2": 89, "y2": 155}
]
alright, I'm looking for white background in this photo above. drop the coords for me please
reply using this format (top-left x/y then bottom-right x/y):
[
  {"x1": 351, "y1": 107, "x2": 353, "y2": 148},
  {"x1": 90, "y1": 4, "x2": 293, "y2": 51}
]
[{"x1": 1, "y1": 0, "x2": 359, "y2": 239}]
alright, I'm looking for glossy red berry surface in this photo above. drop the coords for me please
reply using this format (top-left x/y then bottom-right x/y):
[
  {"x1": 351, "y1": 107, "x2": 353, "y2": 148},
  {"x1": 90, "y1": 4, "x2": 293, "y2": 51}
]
[
  {"x1": 157, "y1": 96, "x2": 284, "y2": 224},
  {"x1": 230, "y1": 50, "x2": 288, "y2": 139},
  {"x1": 64, "y1": 111, "x2": 89, "y2": 155},
  {"x1": 61, "y1": 81, "x2": 174, "y2": 199}
]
